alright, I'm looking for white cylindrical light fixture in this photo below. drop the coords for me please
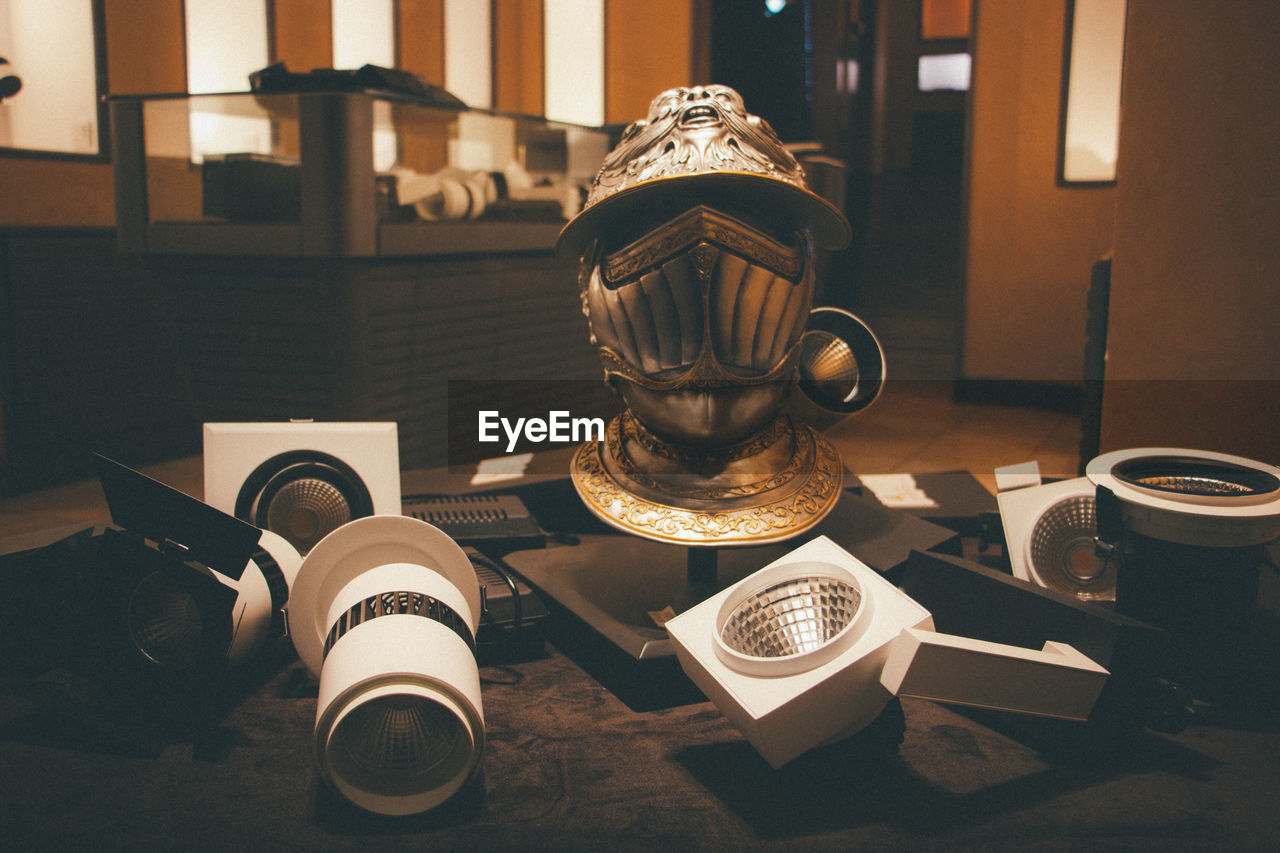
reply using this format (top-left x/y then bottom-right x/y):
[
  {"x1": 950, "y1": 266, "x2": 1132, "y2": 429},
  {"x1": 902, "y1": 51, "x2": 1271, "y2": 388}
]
[
  {"x1": 1087, "y1": 447, "x2": 1280, "y2": 699},
  {"x1": 289, "y1": 515, "x2": 484, "y2": 815}
]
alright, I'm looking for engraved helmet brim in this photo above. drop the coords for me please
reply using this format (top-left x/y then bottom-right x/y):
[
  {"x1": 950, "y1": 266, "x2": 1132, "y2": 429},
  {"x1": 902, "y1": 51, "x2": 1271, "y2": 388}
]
[{"x1": 557, "y1": 170, "x2": 852, "y2": 260}]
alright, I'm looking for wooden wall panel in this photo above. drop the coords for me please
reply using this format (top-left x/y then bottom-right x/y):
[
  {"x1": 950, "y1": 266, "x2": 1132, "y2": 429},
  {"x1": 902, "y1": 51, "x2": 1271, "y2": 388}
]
[
  {"x1": 271, "y1": 0, "x2": 333, "y2": 70},
  {"x1": 105, "y1": 0, "x2": 188, "y2": 94},
  {"x1": 1099, "y1": 0, "x2": 1280, "y2": 463},
  {"x1": 494, "y1": 0, "x2": 544, "y2": 116},
  {"x1": 605, "y1": 0, "x2": 693, "y2": 125},
  {"x1": 961, "y1": 0, "x2": 1115, "y2": 383},
  {"x1": 397, "y1": 0, "x2": 446, "y2": 87}
]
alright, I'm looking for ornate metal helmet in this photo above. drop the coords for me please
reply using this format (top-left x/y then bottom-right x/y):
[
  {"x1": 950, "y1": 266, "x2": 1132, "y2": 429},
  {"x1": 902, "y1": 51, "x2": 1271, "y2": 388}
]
[{"x1": 561, "y1": 85, "x2": 865, "y2": 547}]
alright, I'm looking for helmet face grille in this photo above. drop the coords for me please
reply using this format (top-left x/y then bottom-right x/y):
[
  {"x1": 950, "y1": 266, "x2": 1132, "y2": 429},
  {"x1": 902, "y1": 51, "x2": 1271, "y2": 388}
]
[
  {"x1": 266, "y1": 477, "x2": 353, "y2": 554},
  {"x1": 1029, "y1": 495, "x2": 1115, "y2": 600},
  {"x1": 331, "y1": 694, "x2": 464, "y2": 785},
  {"x1": 720, "y1": 576, "x2": 862, "y2": 659},
  {"x1": 127, "y1": 570, "x2": 205, "y2": 670}
]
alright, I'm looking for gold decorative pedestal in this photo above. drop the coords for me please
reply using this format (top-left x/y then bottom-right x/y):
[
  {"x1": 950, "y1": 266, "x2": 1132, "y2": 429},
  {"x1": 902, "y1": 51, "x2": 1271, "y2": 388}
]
[{"x1": 570, "y1": 412, "x2": 843, "y2": 547}]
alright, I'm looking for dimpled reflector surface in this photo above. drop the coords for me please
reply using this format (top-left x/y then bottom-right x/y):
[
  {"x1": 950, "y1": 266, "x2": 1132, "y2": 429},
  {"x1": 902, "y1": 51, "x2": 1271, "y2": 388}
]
[
  {"x1": 128, "y1": 570, "x2": 205, "y2": 670},
  {"x1": 721, "y1": 576, "x2": 861, "y2": 659},
  {"x1": 1131, "y1": 474, "x2": 1259, "y2": 496},
  {"x1": 1029, "y1": 495, "x2": 1104, "y2": 585},
  {"x1": 331, "y1": 693, "x2": 463, "y2": 783},
  {"x1": 267, "y1": 478, "x2": 352, "y2": 553},
  {"x1": 801, "y1": 331, "x2": 860, "y2": 404}
]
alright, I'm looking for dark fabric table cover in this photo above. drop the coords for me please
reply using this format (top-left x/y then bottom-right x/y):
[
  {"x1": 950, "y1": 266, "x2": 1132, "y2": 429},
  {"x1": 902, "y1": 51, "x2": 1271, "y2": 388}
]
[{"x1": 4, "y1": 624, "x2": 1280, "y2": 851}]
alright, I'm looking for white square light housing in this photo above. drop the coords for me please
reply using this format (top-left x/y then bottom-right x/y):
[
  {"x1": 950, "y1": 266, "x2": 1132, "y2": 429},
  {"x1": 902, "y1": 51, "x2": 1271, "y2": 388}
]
[
  {"x1": 203, "y1": 421, "x2": 401, "y2": 555},
  {"x1": 667, "y1": 536, "x2": 1109, "y2": 768}
]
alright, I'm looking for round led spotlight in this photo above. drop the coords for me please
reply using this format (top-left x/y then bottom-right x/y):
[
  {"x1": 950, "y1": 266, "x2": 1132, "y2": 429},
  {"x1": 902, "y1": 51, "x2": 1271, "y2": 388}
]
[
  {"x1": 800, "y1": 332, "x2": 860, "y2": 404},
  {"x1": 115, "y1": 527, "x2": 300, "y2": 677},
  {"x1": 228, "y1": 528, "x2": 302, "y2": 667},
  {"x1": 330, "y1": 690, "x2": 465, "y2": 779},
  {"x1": 796, "y1": 307, "x2": 886, "y2": 416},
  {"x1": 235, "y1": 451, "x2": 375, "y2": 555},
  {"x1": 128, "y1": 570, "x2": 205, "y2": 670},
  {"x1": 1087, "y1": 448, "x2": 1280, "y2": 700},
  {"x1": 1088, "y1": 448, "x2": 1280, "y2": 547},
  {"x1": 322, "y1": 681, "x2": 481, "y2": 813},
  {"x1": 1027, "y1": 494, "x2": 1115, "y2": 600},
  {"x1": 713, "y1": 559, "x2": 874, "y2": 677},
  {"x1": 289, "y1": 515, "x2": 484, "y2": 815},
  {"x1": 265, "y1": 476, "x2": 351, "y2": 545}
]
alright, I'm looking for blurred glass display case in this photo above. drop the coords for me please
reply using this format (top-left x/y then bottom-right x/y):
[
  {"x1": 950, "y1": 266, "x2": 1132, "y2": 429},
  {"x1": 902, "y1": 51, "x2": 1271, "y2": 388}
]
[
  {"x1": 107, "y1": 92, "x2": 617, "y2": 469},
  {"x1": 111, "y1": 91, "x2": 612, "y2": 256}
]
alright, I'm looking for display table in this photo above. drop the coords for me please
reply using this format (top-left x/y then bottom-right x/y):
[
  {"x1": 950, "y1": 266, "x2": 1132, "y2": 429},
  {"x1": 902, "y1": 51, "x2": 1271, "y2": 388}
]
[{"x1": 3, "y1": 463, "x2": 1280, "y2": 850}]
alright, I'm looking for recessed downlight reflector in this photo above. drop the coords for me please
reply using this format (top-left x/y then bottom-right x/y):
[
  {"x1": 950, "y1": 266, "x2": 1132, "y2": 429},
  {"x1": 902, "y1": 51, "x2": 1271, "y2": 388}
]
[
  {"x1": 721, "y1": 574, "x2": 861, "y2": 658},
  {"x1": 264, "y1": 475, "x2": 353, "y2": 552},
  {"x1": 1027, "y1": 494, "x2": 1115, "y2": 600},
  {"x1": 795, "y1": 307, "x2": 886, "y2": 416},
  {"x1": 322, "y1": 681, "x2": 482, "y2": 813},
  {"x1": 799, "y1": 332, "x2": 861, "y2": 405},
  {"x1": 332, "y1": 692, "x2": 463, "y2": 779},
  {"x1": 1113, "y1": 455, "x2": 1280, "y2": 505},
  {"x1": 128, "y1": 570, "x2": 205, "y2": 670},
  {"x1": 713, "y1": 560, "x2": 873, "y2": 676}
]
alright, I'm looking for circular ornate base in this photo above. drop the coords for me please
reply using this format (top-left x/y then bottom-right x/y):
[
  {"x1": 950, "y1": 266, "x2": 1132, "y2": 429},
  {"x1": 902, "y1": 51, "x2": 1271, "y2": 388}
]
[{"x1": 570, "y1": 415, "x2": 843, "y2": 547}]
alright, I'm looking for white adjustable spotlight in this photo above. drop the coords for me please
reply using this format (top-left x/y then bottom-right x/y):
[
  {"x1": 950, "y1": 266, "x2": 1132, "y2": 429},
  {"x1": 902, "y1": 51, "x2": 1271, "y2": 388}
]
[
  {"x1": 995, "y1": 461, "x2": 1115, "y2": 601},
  {"x1": 1087, "y1": 448, "x2": 1280, "y2": 548},
  {"x1": 203, "y1": 421, "x2": 401, "y2": 555},
  {"x1": 93, "y1": 455, "x2": 301, "y2": 688},
  {"x1": 667, "y1": 536, "x2": 1108, "y2": 769},
  {"x1": 1087, "y1": 447, "x2": 1280, "y2": 698},
  {"x1": 288, "y1": 515, "x2": 484, "y2": 816}
]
